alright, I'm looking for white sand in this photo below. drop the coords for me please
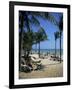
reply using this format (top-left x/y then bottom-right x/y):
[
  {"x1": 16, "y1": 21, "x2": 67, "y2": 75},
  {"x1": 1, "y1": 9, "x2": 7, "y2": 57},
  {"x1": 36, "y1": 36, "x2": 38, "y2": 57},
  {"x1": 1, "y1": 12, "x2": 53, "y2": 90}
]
[{"x1": 19, "y1": 54, "x2": 63, "y2": 79}]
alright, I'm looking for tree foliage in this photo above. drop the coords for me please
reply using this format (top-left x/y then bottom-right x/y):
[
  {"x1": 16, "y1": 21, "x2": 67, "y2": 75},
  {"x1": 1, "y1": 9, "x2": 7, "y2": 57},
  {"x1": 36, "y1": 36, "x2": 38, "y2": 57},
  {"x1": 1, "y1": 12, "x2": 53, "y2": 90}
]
[{"x1": 19, "y1": 11, "x2": 58, "y2": 68}]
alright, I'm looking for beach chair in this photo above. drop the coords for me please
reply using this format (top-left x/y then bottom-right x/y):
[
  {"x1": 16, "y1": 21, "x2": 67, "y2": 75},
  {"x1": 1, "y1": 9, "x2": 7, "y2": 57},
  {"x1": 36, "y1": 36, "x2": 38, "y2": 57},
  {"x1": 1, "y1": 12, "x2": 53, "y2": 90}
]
[
  {"x1": 50, "y1": 55, "x2": 62, "y2": 61},
  {"x1": 31, "y1": 57, "x2": 41, "y2": 63}
]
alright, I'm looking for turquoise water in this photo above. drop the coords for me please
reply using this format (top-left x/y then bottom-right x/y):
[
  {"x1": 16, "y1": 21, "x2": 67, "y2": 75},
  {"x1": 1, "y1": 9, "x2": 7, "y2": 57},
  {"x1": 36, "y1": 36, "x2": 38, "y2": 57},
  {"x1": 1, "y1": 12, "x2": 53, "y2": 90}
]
[{"x1": 31, "y1": 49, "x2": 63, "y2": 56}]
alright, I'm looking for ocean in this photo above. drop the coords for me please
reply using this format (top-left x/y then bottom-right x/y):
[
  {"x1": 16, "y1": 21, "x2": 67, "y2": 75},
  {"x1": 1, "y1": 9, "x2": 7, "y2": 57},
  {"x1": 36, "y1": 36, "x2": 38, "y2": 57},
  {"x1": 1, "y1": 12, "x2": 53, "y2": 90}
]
[{"x1": 31, "y1": 49, "x2": 63, "y2": 57}]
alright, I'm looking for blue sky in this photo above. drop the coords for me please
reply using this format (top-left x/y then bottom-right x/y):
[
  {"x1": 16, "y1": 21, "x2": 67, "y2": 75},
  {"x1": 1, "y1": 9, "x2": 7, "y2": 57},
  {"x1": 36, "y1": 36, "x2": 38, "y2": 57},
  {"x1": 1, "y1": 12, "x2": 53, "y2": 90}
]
[
  {"x1": 20, "y1": 11, "x2": 63, "y2": 50},
  {"x1": 32, "y1": 12, "x2": 63, "y2": 49}
]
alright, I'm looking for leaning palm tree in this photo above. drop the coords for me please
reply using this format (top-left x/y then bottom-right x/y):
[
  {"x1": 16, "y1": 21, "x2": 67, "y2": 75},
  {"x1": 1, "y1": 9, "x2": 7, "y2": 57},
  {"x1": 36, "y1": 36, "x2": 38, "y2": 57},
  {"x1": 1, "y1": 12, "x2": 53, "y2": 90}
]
[
  {"x1": 19, "y1": 11, "x2": 40, "y2": 70},
  {"x1": 58, "y1": 15, "x2": 63, "y2": 63},
  {"x1": 37, "y1": 27, "x2": 47, "y2": 58},
  {"x1": 54, "y1": 32, "x2": 60, "y2": 57}
]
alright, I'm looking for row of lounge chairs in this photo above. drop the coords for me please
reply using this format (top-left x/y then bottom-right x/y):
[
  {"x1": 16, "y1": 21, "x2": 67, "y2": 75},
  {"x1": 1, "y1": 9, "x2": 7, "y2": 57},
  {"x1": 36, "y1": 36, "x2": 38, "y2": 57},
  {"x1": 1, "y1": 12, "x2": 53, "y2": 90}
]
[{"x1": 50, "y1": 55, "x2": 63, "y2": 61}]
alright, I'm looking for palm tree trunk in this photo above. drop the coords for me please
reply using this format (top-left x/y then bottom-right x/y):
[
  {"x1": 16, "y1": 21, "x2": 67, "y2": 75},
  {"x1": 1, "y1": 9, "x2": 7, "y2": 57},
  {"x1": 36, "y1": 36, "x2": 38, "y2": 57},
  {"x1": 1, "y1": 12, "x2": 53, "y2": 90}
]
[
  {"x1": 55, "y1": 39, "x2": 56, "y2": 57},
  {"x1": 25, "y1": 13, "x2": 30, "y2": 32},
  {"x1": 19, "y1": 15, "x2": 24, "y2": 71},
  {"x1": 35, "y1": 44, "x2": 37, "y2": 52},
  {"x1": 60, "y1": 32, "x2": 61, "y2": 63},
  {"x1": 39, "y1": 41, "x2": 40, "y2": 58}
]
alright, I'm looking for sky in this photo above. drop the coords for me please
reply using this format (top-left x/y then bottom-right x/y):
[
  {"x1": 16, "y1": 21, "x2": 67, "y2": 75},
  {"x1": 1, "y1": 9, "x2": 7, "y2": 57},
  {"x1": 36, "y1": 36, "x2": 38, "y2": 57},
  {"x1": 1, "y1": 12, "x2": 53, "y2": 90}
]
[
  {"x1": 31, "y1": 12, "x2": 63, "y2": 49},
  {"x1": 20, "y1": 11, "x2": 63, "y2": 50}
]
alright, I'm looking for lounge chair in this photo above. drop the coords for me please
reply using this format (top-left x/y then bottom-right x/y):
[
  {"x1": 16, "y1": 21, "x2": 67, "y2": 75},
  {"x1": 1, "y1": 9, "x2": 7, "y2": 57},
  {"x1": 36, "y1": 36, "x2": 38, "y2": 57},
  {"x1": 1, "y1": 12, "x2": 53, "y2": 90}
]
[{"x1": 31, "y1": 57, "x2": 41, "y2": 63}]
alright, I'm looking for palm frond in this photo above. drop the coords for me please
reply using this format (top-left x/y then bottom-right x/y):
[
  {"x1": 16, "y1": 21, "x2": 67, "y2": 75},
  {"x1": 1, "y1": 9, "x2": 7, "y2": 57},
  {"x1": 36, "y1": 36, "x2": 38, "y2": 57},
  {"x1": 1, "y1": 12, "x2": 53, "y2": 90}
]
[
  {"x1": 31, "y1": 15, "x2": 40, "y2": 26},
  {"x1": 47, "y1": 13, "x2": 59, "y2": 26}
]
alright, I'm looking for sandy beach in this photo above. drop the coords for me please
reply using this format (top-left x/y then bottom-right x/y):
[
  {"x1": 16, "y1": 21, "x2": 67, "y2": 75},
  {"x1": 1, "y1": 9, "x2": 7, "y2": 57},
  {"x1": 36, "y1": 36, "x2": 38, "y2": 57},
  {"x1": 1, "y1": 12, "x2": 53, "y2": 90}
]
[{"x1": 19, "y1": 54, "x2": 63, "y2": 79}]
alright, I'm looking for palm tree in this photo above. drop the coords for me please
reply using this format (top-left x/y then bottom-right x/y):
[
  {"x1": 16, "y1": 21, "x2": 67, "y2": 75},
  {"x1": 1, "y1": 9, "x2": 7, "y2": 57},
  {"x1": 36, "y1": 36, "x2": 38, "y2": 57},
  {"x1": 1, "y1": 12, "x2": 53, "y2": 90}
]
[
  {"x1": 22, "y1": 30, "x2": 34, "y2": 56},
  {"x1": 37, "y1": 27, "x2": 47, "y2": 58},
  {"x1": 54, "y1": 32, "x2": 60, "y2": 57},
  {"x1": 19, "y1": 11, "x2": 40, "y2": 70},
  {"x1": 58, "y1": 15, "x2": 63, "y2": 63}
]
